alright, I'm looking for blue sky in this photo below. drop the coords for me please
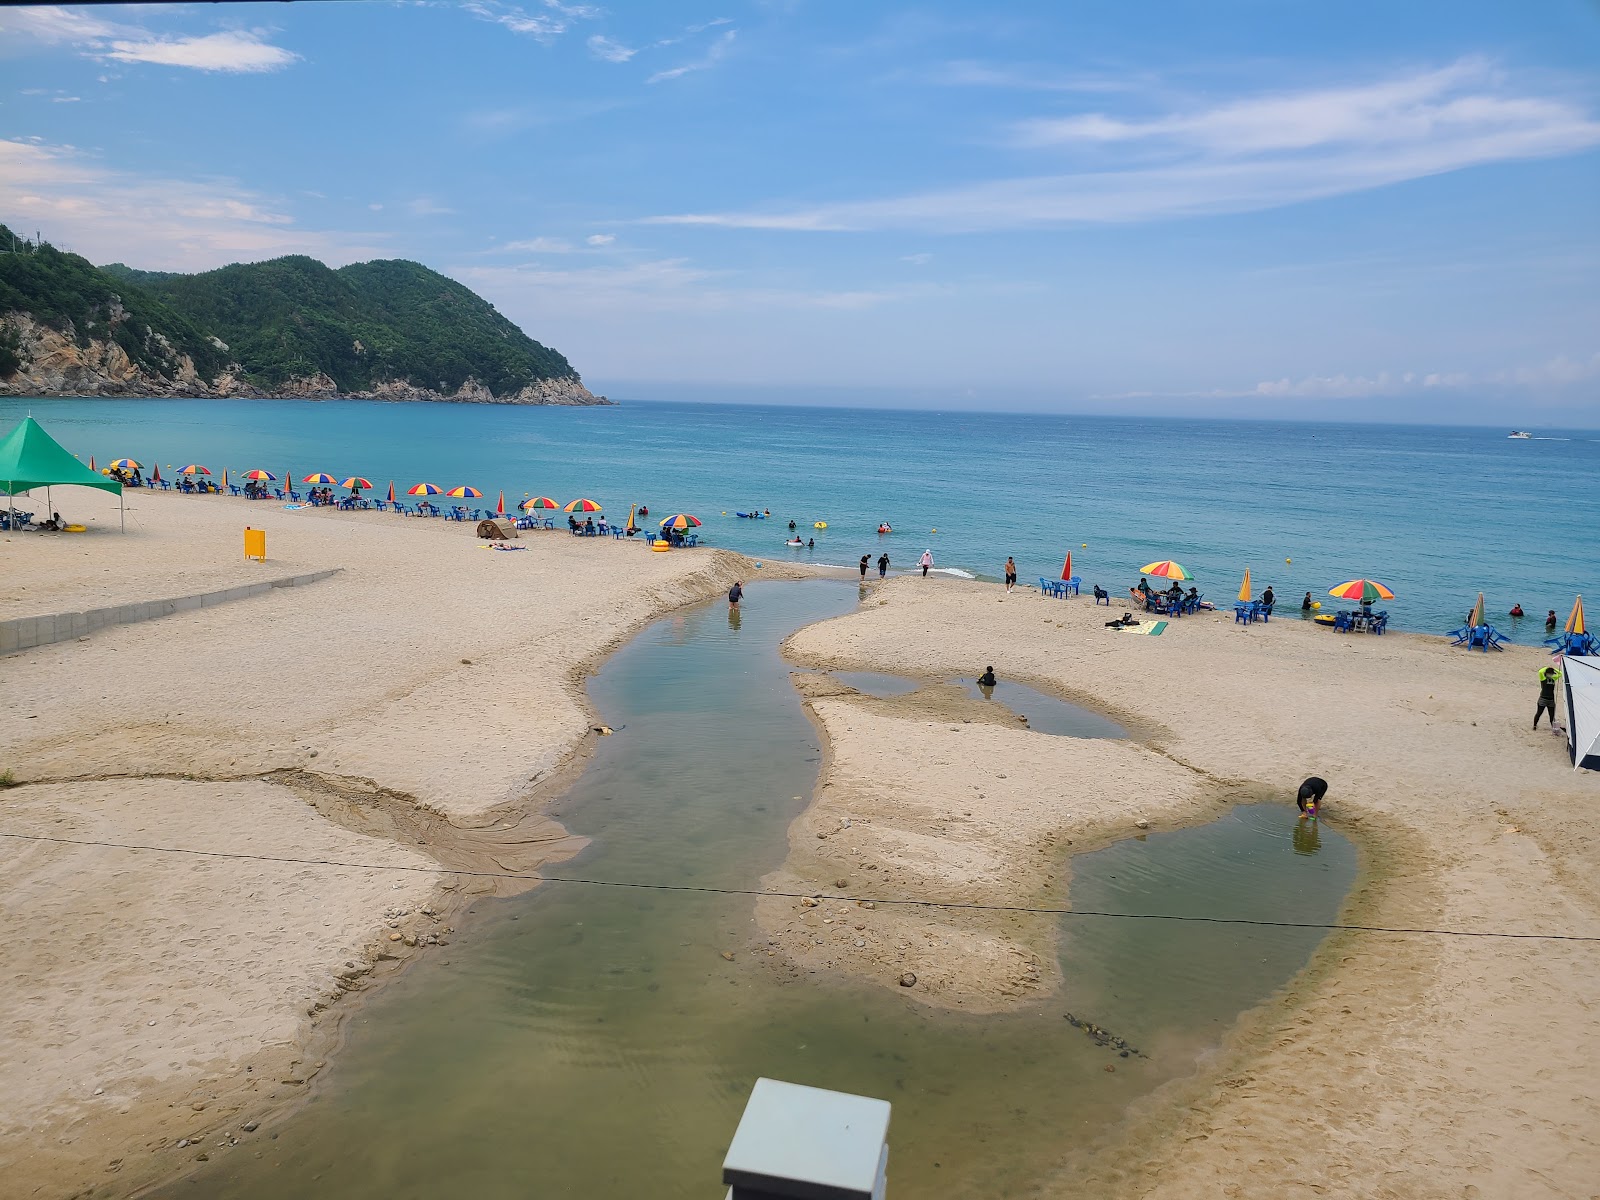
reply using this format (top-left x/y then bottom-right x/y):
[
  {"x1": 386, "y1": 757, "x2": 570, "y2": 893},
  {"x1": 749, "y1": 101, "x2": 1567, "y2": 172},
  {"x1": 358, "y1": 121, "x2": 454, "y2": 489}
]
[{"x1": 2, "y1": 1, "x2": 1598, "y2": 423}]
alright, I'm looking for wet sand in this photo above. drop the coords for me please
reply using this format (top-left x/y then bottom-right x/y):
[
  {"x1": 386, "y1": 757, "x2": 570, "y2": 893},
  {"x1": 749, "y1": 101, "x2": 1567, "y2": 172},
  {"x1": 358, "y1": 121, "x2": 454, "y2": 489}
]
[
  {"x1": 778, "y1": 577, "x2": 1600, "y2": 1199},
  {"x1": 0, "y1": 485, "x2": 748, "y2": 1198}
]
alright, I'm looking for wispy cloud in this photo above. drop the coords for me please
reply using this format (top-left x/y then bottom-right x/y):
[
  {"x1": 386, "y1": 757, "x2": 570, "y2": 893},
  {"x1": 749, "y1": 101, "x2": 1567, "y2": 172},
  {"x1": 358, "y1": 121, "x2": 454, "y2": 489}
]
[
  {"x1": 587, "y1": 34, "x2": 636, "y2": 63},
  {"x1": 0, "y1": 138, "x2": 384, "y2": 270},
  {"x1": 648, "y1": 29, "x2": 736, "y2": 84},
  {"x1": 105, "y1": 32, "x2": 299, "y2": 74},
  {"x1": 501, "y1": 236, "x2": 576, "y2": 252},
  {"x1": 0, "y1": 6, "x2": 299, "y2": 73},
  {"x1": 645, "y1": 59, "x2": 1600, "y2": 230},
  {"x1": 586, "y1": 233, "x2": 615, "y2": 246},
  {"x1": 463, "y1": 0, "x2": 600, "y2": 43}
]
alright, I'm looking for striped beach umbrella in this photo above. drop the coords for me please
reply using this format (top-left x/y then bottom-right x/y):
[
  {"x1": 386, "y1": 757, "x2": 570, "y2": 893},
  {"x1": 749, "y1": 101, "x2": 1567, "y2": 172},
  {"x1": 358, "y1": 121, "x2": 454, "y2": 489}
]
[
  {"x1": 109, "y1": 458, "x2": 140, "y2": 470},
  {"x1": 446, "y1": 485, "x2": 483, "y2": 499},
  {"x1": 659, "y1": 513, "x2": 702, "y2": 530},
  {"x1": 89, "y1": 455, "x2": 96, "y2": 472},
  {"x1": 521, "y1": 496, "x2": 559, "y2": 512},
  {"x1": 241, "y1": 469, "x2": 276, "y2": 481},
  {"x1": 178, "y1": 464, "x2": 211, "y2": 476},
  {"x1": 386, "y1": 480, "x2": 395, "y2": 504},
  {"x1": 303, "y1": 472, "x2": 338, "y2": 485},
  {"x1": 1328, "y1": 579, "x2": 1394, "y2": 603},
  {"x1": 563, "y1": 497, "x2": 602, "y2": 514},
  {"x1": 150, "y1": 463, "x2": 162, "y2": 483},
  {"x1": 1238, "y1": 567, "x2": 1252, "y2": 603},
  {"x1": 408, "y1": 482, "x2": 444, "y2": 496},
  {"x1": 222, "y1": 468, "x2": 230, "y2": 490},
  {"x1": 1567, "y1": 595, "x2": 1586, "y2": 635},
  {"x1": 1468, "y1": 592, "x2": 1486, "y2": 628},
  {"x1": 1140, "y1": 559, "x2": 1191, "y2": 580},
  {"x1": 341, "y1": 477, "x2": 373, "y2": 490}
]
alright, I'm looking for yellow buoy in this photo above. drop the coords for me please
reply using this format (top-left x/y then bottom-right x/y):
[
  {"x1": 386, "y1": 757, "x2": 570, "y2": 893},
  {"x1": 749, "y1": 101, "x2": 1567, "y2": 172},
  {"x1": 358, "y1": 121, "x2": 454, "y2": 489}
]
[{"x1": 1286, "y1": 557, "x2": 1292, "y2": 564}]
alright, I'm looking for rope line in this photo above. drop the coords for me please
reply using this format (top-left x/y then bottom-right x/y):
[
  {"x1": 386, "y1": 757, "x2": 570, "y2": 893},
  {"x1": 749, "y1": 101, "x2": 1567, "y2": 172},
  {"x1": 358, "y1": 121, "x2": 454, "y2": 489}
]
[{"x1": 4, "y1": 829, "x2": 1598, "y2": 943}]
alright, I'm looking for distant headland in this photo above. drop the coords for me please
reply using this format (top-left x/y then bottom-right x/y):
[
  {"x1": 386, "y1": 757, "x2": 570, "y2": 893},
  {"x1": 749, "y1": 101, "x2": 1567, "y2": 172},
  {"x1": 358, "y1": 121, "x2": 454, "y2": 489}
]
[{"x1": 0, "y1": 224, "x2": 608, "y2": 405}]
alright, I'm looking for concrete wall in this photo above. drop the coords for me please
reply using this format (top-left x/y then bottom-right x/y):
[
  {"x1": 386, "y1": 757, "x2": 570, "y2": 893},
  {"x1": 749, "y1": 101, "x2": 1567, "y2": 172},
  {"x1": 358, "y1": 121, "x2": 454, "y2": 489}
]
[{"x1": 0, "y1": 569, "x2": 341, "y2": 656}]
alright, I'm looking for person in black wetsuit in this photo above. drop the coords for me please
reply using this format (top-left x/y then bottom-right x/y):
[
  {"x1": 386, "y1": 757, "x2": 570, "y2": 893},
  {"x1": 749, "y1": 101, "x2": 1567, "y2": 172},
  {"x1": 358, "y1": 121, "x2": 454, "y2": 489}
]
[
  {"x1": 1536, "y1": 666, "x2": 1561, "y2": 729},
  {"x1": 877, "y1": 553, "x2": 889, "y2": 578},
  {"x1": 1297, "y1": 776, "x2": 1328, "y2": 817},
  {"x1": 859, "y1": 555, "x2": 870, "y2": 579}
]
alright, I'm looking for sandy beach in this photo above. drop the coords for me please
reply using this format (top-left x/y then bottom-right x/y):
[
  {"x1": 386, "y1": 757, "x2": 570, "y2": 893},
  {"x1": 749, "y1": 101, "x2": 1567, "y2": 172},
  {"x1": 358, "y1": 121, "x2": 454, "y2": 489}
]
[
  {"x1": 5, "y1": 486, "x2": 1598, "y2": 1200},
  {"x1": 775, "y1": 578, "x2": 1600, "y2": 1198},
  {"x1": 0, "y1": 485, "x2": 747, "y2": 1198}
]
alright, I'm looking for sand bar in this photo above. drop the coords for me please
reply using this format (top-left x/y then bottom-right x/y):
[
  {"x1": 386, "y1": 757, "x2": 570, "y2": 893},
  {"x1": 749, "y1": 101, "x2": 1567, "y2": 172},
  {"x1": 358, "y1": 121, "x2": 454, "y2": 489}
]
[{"x1": 777, "y1": 578, "x2": 1600, "y2": 1198}]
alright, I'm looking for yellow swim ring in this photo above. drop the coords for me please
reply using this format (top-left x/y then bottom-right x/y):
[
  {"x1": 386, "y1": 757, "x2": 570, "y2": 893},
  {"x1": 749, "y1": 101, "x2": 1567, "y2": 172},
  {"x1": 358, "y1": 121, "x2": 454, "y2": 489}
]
[{"x1": 814, "y1": 521, "x2": 827, "y2": 529}]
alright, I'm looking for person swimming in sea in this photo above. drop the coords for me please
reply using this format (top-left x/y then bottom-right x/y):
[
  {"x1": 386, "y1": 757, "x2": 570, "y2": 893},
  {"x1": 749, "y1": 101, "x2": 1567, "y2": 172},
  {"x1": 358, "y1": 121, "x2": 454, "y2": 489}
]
[{"x1": 1297, "y1": 776, "x2": 1328, "y2": 818}]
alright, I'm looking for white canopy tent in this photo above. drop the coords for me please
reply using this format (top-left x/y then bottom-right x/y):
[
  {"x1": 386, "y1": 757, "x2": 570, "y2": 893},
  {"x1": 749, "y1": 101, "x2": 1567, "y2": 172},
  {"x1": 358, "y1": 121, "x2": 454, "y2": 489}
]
[{"x1": 1564, "y1": 656, "x2": 1600, "y2": 771}]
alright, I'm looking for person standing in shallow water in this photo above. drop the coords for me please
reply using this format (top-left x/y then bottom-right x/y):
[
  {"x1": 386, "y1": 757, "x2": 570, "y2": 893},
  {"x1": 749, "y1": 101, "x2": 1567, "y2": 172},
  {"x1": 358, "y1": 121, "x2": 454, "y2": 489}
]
[
  {"x1": 919, "y1": 549, "x2": 933, "y2": 577},
  {"x1": 1004, "y1": 557, "x2": 1017, "y2": 593},
  {"x1": 877, "y1": 552, "x2": 889, "y2": 578},
  {"x1": 1297, "y1": 776, "x2": 1328, "y2": 817},
  {"x1": 727, "y1": 580, "x2": 743, "y2": 609},
  {"x1": 859, "y1": 555, "x2": 870, "y2": 580}
]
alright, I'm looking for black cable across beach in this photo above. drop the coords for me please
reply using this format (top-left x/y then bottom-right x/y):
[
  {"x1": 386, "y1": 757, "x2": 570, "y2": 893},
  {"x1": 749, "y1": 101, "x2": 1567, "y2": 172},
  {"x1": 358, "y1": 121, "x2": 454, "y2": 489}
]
[{"x1": 4, "y1": 828, "x2": 1598, "y2": 944}]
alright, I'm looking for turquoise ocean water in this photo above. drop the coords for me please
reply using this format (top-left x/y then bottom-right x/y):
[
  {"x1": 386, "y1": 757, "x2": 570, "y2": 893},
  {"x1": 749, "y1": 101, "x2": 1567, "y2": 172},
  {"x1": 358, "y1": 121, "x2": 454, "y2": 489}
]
[{"x1": 3, "y1": 396, "x2": 1594, "y2": 642}]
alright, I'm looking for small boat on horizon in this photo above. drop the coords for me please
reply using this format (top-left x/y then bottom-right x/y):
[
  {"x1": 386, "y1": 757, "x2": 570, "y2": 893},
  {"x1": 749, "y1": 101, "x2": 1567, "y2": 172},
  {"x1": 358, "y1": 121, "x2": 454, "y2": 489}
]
[{"x1": 1508, "y1": 430, "x2": 1531, "y2": 439}]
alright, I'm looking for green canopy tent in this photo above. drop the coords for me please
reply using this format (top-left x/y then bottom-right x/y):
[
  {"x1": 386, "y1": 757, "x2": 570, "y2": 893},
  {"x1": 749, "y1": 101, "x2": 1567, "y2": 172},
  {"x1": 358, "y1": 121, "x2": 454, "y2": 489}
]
[{"x1": 0, "y1": 415, "x2": 125, "y2": 533}]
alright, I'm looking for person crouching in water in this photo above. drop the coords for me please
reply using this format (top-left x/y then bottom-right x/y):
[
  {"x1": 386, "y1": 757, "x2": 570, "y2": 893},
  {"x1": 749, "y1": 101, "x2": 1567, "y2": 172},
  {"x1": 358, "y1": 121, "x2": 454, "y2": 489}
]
[
  {"x1": 728, "y1": 580, "x2": 743, "y2": 609},
  {"x1": 1297, "y1": 776, "x2": 1328, "y2": 818}
]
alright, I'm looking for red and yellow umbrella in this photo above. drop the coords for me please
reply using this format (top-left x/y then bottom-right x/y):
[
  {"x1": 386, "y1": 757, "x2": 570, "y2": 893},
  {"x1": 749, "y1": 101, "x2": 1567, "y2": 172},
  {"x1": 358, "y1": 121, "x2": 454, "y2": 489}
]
[
  {"x1": 408, "y1": 482, "x2": 444, "y2": 496},
  {"x1": 563, "y1": 497, "x2": 602, "y2": 514},
  {"x1": 1140, "y1": 559, "x2": 1191, "y2": 580},
  {"x1": 241, "y1": 469, "x2": 277, "y2": 482},
  {"x1": 1328, "y1": 579, "x2": 1394, "y2": 603},
  {"x1": 1567, "y1": 595, "x2": 1586, "y2": 636},
  {"x1": 446, "y1": 485, "x2": 483, "y2": 499},
  {"x1": 495, "y1": 491, "x2": 506, "y2": 516},
  {"x1": 341, "y1": 477, "x2": 372, "y2": 490},
  {"x1": 178, "y1": 464, "x2": 211, "y2": 476},
  {"x1": 302, "y1": 472, "x2": 338, "y2": 485},
  {"x1": 659, "y1": 513, "x2": 702, "y2": 531},
  {"x1": 521, "y1": 496, "x2": 559, "y2": 512}
]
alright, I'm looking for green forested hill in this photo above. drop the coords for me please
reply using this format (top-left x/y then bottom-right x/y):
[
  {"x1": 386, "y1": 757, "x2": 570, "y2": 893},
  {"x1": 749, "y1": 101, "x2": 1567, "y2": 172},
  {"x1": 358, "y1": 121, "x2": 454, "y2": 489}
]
[
  {"x1": 2, "y1": 226, "x2": 582, "y2": 396},
  {"x1": 0, "y1": 225, "x2": 227, "y2": 381},
  {"x1": 102, "y1": 255, "x2": 578, "y2": 394}
]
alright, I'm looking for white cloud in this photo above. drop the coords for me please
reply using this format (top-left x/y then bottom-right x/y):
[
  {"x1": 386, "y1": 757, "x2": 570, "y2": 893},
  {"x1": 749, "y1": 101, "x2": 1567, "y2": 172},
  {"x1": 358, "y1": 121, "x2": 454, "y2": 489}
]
[
  {"x1": 406, "y1": 197, "x2": 456, "y2": 216},
  {"x1": 0, "y1": 6, "x2": 298, "y2": 74},
  {"x1": 645, "y1": 59, "x2": 1600, "y2": 230},
  {"x1": 463, "y1": 0, "x2": 599, "y2": 42},
  {"x1": 502, "y1": 236, "x2": 575, "y2": 252},
  {"x1": 587, "y1": 35, "x2": 636, "y2": 63},
  {"x1": 585, "y1": 233, "x2": 615, "y2": 246},
  {"x1": 105, "y1": 31, "x2": 299, "y2": 74},
  {"x1": 648, "y1": 29, "x2": 736, "y2": 84},
  {"x1": 900, "y1": 252, "x2": 933, "y2": 265},
  {"x1": 0, "y1": 138, "x2": 386, "y2": 270}
]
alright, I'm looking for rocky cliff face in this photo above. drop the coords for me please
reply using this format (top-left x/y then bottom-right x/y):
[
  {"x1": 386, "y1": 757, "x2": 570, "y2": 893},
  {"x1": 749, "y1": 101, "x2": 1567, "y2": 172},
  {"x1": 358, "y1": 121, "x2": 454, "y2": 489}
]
[{"x1": 0, "y1": 313, "x2": 611, "y2": 405}]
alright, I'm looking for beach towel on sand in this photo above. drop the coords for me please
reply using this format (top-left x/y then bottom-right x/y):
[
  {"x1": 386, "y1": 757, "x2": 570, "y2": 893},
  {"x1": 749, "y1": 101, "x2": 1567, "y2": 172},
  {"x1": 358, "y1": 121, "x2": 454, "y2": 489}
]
[{"x1": 1122, "y1": 620, "x2": 1167, "y2": 636}]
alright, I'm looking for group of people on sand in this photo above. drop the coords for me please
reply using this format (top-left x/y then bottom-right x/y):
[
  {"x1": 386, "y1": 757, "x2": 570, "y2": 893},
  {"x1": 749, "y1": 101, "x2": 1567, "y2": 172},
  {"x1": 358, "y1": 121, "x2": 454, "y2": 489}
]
[{"x1": 858, "y1": 553, "x2": 891, "y2": 579}]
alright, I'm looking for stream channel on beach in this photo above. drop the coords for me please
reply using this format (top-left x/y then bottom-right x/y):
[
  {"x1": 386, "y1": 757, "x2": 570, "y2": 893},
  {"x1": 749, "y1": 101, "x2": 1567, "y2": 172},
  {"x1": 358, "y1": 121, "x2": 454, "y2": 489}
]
[{"x1": 158, "y1": 580, "x2": 1356, "y2": 1199}]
